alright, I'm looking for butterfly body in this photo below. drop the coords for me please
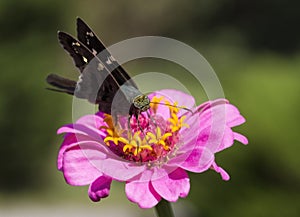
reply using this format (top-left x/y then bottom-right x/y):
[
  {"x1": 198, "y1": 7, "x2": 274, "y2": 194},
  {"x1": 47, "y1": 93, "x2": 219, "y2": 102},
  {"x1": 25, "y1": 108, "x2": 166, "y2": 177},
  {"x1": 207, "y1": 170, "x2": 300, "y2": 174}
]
[{"x1": 47, "y1": 18, "x2": 150, "y2": 117}]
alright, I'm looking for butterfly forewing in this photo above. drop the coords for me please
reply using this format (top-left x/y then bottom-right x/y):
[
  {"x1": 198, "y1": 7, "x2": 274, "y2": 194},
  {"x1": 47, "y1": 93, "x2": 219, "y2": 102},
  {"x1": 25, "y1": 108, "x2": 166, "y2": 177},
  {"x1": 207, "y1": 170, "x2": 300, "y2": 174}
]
[
  {"x1": 57, "y1": 31, "x2": 121, "y2": 109},
  {"x1": 76, "y1": 17, "x2": 138, "y2": 89},
  {"x1": 57, "y1": 32, "x2": 94, "y2": 72},
  {"x1": 48, "y1": 18, "x2": 145, "y2": 116}
]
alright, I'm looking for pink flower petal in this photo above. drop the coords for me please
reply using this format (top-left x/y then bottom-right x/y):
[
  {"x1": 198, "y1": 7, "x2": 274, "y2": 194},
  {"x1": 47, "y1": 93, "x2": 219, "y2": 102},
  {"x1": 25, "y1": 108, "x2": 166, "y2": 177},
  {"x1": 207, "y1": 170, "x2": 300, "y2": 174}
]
[
  {"x1": 197, "y1": 99, "x2": 228, "y2": 112},
  {"x1": 150, "y1": 89, "x2": 195, "y2": 109},
  {"x1": 211, "y1": 162, "x2": 230, "y2": 181},
  {"x1": 224, "y1": 104, "x2": 246, "y2": 127},
  {"x1": 125, "y1": 170, "x2": 161, "y2": 208},
  {"x1": 57, "y1": 134, "x2": 110, "y2": 171},
  {"x1": 195, "y1": 101, "x2": 212, "y2": 113},
  {"x1": 173, "y1": 146, "x2": 215, "y2": 173},
  {"x1": 149, "y1": 89, "x2": 196, "y2": 117},
  {"x1": 88, "y1": 175, "x2": 112, "y2": 202},
  {"x1": 57, "y1": 114, "x2": 106, "y2": 141},
  {"x1": 179, "y1": 113, "x2": 201, "y2": 148},
  {"x1": 196, "y1": 125, "x2": 226, "y2": 153},
  {"x1": 57, "y1": 134, "x2": 77, "y2": 171},
  {"x1": 197, "y1": 100, "x2": 246, "y2": 131},
  {"x1": 99, "y1": 158, "x2": 146, "y2": 181},
  {"x1": 151, "y1": 168, "x2": 190, "y2": 202},
  {"x1": 57, "y1": 124, "x2": 82, "y2": 135},
  {"x1": 197, "y1": 101, "x2": 227, "y2": 132},
  {"x1": 216, "y1": 126, "x2": 234, "y2": 152},
  {"x1": 76, "y1": 114, "x2": 104, "y2": 127},
  {"x1": 62, "y1": 143, "x2": 107, "y2": 186},
  {"x1": 57, "y1": 123, "x2": 106, "y2": 139},
  {"x1": 233, "y1": 132, "x2": 248, "y2": 145},
  {"x1": 195, "y1": 124, "x2": 245, "y2": 154}
]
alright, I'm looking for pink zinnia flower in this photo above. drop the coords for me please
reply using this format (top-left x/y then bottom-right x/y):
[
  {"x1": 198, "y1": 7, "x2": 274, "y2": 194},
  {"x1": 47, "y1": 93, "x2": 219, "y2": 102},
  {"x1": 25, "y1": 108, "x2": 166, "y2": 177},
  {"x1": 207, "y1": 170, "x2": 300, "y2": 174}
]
[{"x1": 57, "y1": 89, "x2": 248, "y2": 208}]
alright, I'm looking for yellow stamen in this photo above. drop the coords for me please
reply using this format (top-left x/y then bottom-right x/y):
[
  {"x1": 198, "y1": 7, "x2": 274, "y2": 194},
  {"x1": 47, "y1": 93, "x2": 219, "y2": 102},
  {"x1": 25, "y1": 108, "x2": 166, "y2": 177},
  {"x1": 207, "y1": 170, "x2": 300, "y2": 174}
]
[
  {"x1": 99, "y1": 96, "x2": 190, "y2": 161},
  {"x1": 150, "y1": 96, "x2": 164, "y2": 114},
  {"x1": 162, "y1": 132, "x2": 172, "y2": 140},
  {"x1": 146, "y1": 127, "x2": 172, "y2": 150},
  {"x1": 168, "y1": 106, "x2": 189, "y2": 132},
  {"x1": 122, "y1": 132, "x2": 153, "y2": 156},
  {"x1": 166, "y1": 100, "x2": 179, "y2": 114},
  {"x1": 101, "y1": 114, "x2": 125, "y2": 146}
]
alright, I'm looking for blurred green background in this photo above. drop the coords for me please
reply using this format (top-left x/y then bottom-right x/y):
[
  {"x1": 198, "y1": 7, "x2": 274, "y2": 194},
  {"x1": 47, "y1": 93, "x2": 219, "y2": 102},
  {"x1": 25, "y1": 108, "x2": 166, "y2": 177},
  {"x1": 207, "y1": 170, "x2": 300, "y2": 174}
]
[{"x1": 0, "y1": 0, "x2": 299, "y2": 216}]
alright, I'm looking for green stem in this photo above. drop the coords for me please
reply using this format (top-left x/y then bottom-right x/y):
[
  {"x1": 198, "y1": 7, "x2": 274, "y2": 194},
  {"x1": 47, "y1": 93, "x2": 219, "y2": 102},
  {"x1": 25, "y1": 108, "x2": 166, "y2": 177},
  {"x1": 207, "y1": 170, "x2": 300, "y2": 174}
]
[{"x1": 154, "y1": 199, "x2": 175, "y2": 217}]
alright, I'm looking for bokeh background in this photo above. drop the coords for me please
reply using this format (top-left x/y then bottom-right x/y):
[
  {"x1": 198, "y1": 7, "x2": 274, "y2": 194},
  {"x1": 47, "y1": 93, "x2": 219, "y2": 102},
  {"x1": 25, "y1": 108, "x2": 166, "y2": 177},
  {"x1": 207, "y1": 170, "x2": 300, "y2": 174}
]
[{"x1": 0, "y1": 0, "x2": 299, "y2": 216}]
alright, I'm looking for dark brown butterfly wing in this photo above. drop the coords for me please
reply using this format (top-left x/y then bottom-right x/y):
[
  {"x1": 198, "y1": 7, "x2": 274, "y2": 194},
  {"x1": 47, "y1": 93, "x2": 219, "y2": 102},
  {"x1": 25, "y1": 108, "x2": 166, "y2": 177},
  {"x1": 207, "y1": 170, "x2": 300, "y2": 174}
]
[
  {"x1": 47, "y1": 18, "x2": 142, "y2": 115},
  {"x1": 58, "y1": 32, "x2": 122, "y2": 111},
  {"x1": 58, "y1": 31, "x2": 94, "y2": 72},
  {"x1": 76, "y1": 17, "x2": 138, "y2": 89},
  {"x1": 46, "y1": 73, "x2": 76, "y2": 95}
]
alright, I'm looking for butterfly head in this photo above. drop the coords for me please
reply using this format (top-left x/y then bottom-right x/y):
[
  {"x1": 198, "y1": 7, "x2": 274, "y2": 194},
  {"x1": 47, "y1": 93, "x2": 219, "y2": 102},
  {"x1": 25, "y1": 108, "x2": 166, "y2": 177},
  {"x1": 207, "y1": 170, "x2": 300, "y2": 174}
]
[{"x1": 133, "y1": 94, "x2": 150, "y2": 112}]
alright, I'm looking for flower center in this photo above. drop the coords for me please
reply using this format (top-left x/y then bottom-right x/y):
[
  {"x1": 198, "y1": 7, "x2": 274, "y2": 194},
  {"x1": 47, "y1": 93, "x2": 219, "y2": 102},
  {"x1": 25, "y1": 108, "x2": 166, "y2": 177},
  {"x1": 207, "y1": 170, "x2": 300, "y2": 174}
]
[{"x1": 100, "y1": 96, "x2": 189, "y2": 163}]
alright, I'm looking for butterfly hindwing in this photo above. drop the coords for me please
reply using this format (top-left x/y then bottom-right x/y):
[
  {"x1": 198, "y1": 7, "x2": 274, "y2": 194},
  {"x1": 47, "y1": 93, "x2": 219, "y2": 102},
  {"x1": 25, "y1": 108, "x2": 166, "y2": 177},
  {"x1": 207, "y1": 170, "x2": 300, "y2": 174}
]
[{"x1": 46, "y1": 73, "x2": 76, "y2": 95}]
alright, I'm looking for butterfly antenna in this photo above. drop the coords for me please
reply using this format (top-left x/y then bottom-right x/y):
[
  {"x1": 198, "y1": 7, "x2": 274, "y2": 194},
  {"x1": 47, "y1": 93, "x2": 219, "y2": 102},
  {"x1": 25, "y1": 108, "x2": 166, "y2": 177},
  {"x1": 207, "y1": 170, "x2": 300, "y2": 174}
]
[{"x1": 150, "y1": 102, "x2": 193, "y2": 113}]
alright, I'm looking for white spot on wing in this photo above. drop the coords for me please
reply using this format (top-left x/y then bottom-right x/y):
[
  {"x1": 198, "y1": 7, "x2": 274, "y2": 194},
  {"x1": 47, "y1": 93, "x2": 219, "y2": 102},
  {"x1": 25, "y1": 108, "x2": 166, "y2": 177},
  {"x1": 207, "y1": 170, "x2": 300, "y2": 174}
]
[
  {"x1": 86, "y1": 32, "x2": 94, "y2": 37},
  {"x1": 83, "y1": 56, "x2": 88, "y2": 63},
  {"x1": 78, "y1": 74, "x2": 83, "y2": 83},
  {"x1": 106, "y1": 57, "x2": 112, "y2": 65},
  {"x1": 109, "y1": 56, "x2": 116, "y2": 62},
  {"x1": 76, "y1": 74, "x2": 83, "y2": 92},
  {"x1": 97, "y1": 63, "x2": 104, "y2": 71},
  {"x1": 72, "y1": 42, "x2": 81, "y2": 47},
  {"x1": 92, "y1": 48, "x2": 97, "y2": 55}
]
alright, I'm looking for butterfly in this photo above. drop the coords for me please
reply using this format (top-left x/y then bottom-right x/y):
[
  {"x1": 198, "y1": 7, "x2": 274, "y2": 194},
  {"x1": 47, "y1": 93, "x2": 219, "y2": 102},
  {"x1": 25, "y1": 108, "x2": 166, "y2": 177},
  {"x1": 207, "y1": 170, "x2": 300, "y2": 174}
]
[{"x1": 46, "y1": 18, "x2": 150, "y2": 120}]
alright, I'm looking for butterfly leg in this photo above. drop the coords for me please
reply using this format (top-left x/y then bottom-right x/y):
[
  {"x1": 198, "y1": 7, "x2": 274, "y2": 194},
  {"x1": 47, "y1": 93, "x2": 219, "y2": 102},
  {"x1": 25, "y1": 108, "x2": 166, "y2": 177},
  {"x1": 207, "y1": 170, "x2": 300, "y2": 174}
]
[
  {"x1": 112, "y1": 113, "x2": 122, "y2": 131},
  {"x1": 146, "y1": 111, "x2": 157, "y2": 128},
  {"x1": 127, "y1": 115, "x2": 132, "y2": 140},
  {"x1": 135, "y1": 114, "x2": 143, "y2": 154},
  {"x1": 136, "y1": 114, "x2": 152, "y2": 148}
]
